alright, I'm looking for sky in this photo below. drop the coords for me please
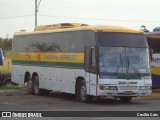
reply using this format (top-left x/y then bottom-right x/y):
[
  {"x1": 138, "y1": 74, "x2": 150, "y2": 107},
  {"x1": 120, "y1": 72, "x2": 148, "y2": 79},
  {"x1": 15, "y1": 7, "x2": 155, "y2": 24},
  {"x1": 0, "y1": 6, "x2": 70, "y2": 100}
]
[{"x1": 0, "y1": 0, "x2": 160, "y2": 38}]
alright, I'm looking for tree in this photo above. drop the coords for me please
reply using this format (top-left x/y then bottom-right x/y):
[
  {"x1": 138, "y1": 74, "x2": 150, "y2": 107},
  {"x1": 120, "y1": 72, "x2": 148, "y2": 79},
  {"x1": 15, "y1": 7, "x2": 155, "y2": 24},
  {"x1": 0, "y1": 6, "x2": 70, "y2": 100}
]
[
  {"x1": 0, "y1": 37, "x2": 12, "y2": 51},
  {"x1": 0, "y1": 38, "x2": 3, "y2": 48},
  {"x1": 140, "y1": 25, "x2": 149, "y2": 32}
]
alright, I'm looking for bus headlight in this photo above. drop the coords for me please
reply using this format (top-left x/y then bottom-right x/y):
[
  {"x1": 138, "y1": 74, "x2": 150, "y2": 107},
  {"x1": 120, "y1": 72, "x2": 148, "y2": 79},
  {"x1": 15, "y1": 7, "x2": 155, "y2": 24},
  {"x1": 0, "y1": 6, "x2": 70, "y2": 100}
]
[
  {"x1": 145, "y1": 86, "x2": 152, "y2": 90},
  {"x1": 138, "y1": 86, "x2": 151, "y2": 90},
  {"x1": 99, "y1": 85, "x2": 118, "y2": 90}
]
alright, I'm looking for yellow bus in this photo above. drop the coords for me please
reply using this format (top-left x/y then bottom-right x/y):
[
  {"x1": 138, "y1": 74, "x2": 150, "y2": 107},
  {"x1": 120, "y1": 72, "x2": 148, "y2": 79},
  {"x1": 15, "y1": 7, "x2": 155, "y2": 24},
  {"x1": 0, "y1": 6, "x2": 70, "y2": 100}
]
[
  {"x1": 145, "y1": 27, "x2": 160, "y2": 89},
  {"x1": 12, "y1": 23, "x2": 152, "y2": 102}
]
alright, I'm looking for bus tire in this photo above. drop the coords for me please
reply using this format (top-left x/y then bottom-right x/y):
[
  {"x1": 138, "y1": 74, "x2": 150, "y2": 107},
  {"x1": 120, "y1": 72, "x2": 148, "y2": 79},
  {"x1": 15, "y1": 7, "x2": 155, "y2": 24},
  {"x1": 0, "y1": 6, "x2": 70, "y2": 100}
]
[
  {"x1": 34, "y1": 76, "x2": 41, "y2": 96},
  {"x1": 120, "y1": 97, "x2": 132, "y2": 102},
  {"x1": 27, "y1": 76, "x2": 34, "y2": 94},
  {"x1": 34, "y1": 76, "x2": 50, "y2": 96},
  {"x1": 78, "y1": 80, "x2": 92, "y2": 103},
  {"x1": 3, "y1": 79, "x2": 12, "y2": 86}
]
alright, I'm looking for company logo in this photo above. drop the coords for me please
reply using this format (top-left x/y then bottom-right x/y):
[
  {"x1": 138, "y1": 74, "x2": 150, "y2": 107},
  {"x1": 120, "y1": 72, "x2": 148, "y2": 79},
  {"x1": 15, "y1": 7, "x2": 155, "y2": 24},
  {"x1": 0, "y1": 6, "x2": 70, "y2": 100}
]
[
  {"x1": 2, "y1": 112, "x2": 11, "y2": 117},
  {"x1": 126, "y1": 82, "x2": 130, "y2": 85},
  {"x1": 1, "y1": 112, "x2": 42, "y2": 118}
]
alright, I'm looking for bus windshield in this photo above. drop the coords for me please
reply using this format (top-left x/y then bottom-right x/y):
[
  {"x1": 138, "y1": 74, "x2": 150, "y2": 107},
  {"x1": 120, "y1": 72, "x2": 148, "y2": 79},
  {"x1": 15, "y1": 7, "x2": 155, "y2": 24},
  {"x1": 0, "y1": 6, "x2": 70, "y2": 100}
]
[{"x1": 99, "y1": 47, "x2": 150, "y2": 79}]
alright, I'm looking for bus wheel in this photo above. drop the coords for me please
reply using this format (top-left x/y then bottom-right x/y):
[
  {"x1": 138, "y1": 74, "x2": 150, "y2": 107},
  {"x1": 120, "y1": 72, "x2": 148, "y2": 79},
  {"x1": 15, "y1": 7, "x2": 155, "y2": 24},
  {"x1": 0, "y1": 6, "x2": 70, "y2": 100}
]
[
  {"x1": 120, "y1": 97, "x2": 132, "y2": 102},
  {"x1": 34, "y1": 76, "x2": 50, "y2": 96},
  {"x1": 3, "y1": 79, "x2": 13, "y2": 86},
  {"x1": 34, "y1": 76, "x2": 41, "y2": 96},
  {"x1": 27, "y1": 76, "x2": 34, "y2": 94},
  {"x1": 79, "y1": 80, "x2": 92, "y2": 103}
]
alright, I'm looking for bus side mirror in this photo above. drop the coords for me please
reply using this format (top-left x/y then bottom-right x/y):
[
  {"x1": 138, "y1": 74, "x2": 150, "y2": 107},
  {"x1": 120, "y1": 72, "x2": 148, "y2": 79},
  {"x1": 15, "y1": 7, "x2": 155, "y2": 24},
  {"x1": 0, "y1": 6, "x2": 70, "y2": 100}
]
[{"x1": 149, "y1": 48, "x2": 153, "y2": 62}]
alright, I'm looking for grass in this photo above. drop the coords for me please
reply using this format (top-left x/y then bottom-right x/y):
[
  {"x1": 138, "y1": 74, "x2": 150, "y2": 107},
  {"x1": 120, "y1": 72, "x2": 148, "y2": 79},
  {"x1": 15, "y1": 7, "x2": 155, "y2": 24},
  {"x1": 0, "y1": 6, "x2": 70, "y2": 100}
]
[{"x1": 0, "y1": 85, "x2": 21, "y2": 90}]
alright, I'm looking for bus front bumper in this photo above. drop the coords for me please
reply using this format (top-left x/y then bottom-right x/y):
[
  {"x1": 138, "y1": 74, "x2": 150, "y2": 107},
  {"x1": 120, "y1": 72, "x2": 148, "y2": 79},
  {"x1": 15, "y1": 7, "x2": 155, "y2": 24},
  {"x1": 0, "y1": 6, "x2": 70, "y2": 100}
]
[{"x1": 97, "y1": 90, "x2": 152, "y2": 97}]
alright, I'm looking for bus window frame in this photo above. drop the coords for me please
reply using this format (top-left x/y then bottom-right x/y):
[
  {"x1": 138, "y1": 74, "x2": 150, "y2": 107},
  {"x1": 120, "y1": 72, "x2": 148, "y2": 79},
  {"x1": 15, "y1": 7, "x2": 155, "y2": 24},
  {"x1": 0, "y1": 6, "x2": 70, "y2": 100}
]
[{"x1": 84, "y1": 46, "x2": 97, "y2": 74}]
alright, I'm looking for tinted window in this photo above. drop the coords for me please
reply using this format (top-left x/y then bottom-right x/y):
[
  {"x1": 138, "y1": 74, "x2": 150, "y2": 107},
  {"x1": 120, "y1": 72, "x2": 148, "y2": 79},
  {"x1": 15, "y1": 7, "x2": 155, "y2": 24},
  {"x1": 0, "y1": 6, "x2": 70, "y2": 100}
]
[
  {"x1": 97, "y1": 32, "x2": 148, "y2": 47},
  {"x1": 147, "y1": 38, "x2": 160, "y2": 52}
]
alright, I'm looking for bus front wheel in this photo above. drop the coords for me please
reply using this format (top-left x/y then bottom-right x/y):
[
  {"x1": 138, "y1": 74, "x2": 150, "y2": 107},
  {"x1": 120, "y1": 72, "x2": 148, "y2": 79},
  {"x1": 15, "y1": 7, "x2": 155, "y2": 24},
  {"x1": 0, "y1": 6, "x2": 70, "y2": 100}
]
[{"x1": 78, "y1": 80, "x2": 92, "y2": 103}]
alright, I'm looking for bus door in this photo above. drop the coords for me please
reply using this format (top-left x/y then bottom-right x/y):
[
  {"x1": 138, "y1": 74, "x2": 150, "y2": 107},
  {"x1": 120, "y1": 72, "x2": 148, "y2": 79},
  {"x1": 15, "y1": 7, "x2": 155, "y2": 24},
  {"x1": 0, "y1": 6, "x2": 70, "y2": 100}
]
[{"x1": 85, "y1": 46, "x2": 97, "y2": 96}]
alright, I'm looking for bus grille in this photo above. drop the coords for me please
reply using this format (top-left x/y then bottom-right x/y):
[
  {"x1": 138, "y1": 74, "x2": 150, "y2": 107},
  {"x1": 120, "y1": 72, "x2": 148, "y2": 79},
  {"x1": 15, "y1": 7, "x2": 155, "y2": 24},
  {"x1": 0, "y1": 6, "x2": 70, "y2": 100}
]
[{"x1": 119, "y1": 86, "x2": 137, "y2": 90}]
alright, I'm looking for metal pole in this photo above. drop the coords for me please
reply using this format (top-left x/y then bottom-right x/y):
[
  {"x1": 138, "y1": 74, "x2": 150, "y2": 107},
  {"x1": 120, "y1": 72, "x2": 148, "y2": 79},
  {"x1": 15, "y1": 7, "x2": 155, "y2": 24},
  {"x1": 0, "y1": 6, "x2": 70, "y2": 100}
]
[{"x1": 35, "y1": 0, "x2": 37, "y2": 27}]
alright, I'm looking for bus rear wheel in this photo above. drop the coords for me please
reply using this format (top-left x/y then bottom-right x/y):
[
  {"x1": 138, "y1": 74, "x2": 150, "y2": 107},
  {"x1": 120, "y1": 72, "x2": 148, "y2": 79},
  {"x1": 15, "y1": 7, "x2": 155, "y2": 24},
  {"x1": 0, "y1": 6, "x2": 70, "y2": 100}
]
[
  {"x1": 34, "y1": 76, "x2": 49, "y2": 96},
  {"x1": 27, "y1": 76, "x2": 34, "y2": 94},
  {"x1": 3, "y1": 79, "x2": 12, "y2": 86},
  {"x1": 78, "y1": 80, "x2": 92, "y2": 103},
  {"x1": 34, "y1": 76, "x2": 40, "y2": 95}
]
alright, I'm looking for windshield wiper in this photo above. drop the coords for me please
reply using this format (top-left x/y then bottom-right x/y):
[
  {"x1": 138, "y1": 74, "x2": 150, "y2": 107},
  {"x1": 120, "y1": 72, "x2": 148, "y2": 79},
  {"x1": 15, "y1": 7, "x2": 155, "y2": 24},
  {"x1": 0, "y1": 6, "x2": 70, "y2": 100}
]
[
  {"x1": 127, "y1": 56, "x2": 142, "y2": 77},
  {"x1": 114, "y1": 54, "x2": 123, "y2": 76}
]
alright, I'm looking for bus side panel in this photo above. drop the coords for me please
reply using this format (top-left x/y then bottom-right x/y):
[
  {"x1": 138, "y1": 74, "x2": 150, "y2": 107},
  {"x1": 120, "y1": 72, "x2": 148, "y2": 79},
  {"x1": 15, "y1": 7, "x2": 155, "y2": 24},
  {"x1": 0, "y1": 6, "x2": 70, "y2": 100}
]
[
  {"x1": 12, "y1": 65, "x2": 25, "y2": 85},
  {"x1": 152, "y1": 74, "x2": 160, "y2": 89},
  {"x1": 39, "y1": 67, "x2": 52, "y2": 90},
  {"x1": 89, "y1": 73, "x2": 97, "y2": 96},
  {"x1": 12, "y1": 65, "x2": 52, "y2": 90},
  {"x1": 61, "y1": 68, "x2": 89, "y2": 94},
  {"x1": 61, "y1": 68, "x2": 76, "y2": 94},
  {"x1": 151, "y1": 54, "x2": 160, "y2": 89},
  {"x1": 50, "y1": 68, "x2": 62, "y2": 91},
  {"x1": 49, "y1": 67, "x2": 88, "y2": 94}
]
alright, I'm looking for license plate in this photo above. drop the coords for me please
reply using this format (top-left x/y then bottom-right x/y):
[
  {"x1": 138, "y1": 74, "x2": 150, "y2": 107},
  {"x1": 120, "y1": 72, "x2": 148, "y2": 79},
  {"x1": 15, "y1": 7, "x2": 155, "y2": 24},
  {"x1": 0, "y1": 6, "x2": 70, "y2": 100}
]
[{"x1": 123, "y1": 91, "x2": 133, "y2": 95}]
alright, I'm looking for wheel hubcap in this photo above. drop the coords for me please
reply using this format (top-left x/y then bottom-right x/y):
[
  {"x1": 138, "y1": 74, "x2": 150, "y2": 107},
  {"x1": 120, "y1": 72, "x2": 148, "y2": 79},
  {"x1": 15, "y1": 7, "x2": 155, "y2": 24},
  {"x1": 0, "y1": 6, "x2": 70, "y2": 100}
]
[
  {"x1": 28, "y1": 80, "x2": 32, "y2": 91},
  {"x1": 34, "y1": 77, "x2": 39, "y2": 93},
  {"x1": 80, "y1": 85, "x2": 86, "y2": 100}
]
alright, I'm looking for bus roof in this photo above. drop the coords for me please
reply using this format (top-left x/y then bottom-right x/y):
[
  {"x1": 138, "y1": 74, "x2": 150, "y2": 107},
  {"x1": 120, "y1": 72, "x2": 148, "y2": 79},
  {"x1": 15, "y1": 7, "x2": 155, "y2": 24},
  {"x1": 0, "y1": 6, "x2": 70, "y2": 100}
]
[
  {"x1": 145, "y1": 31, "x2": 160, "y2": 38},
  {"x1": 14, "y1": 23, "x2": 143, "y2": 36}
]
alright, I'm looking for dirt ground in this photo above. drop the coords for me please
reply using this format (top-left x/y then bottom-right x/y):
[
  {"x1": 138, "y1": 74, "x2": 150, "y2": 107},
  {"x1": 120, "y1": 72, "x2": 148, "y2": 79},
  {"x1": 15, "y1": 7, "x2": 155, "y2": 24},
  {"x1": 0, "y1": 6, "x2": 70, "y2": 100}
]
[{"x1": 131, "y1": 89, "x2": 159, "y2": 100}]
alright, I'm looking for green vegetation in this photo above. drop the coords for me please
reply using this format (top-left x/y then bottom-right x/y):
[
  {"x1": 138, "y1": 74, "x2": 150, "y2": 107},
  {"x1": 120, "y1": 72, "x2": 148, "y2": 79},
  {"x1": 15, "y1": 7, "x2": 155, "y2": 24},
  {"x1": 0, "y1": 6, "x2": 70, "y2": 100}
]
[
  {"x1": 0, "y1": 85, "x2": 21, "y2": 90},
  {"x1": 0, "y1": 37, "x2": 12, "y2": 51}
]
